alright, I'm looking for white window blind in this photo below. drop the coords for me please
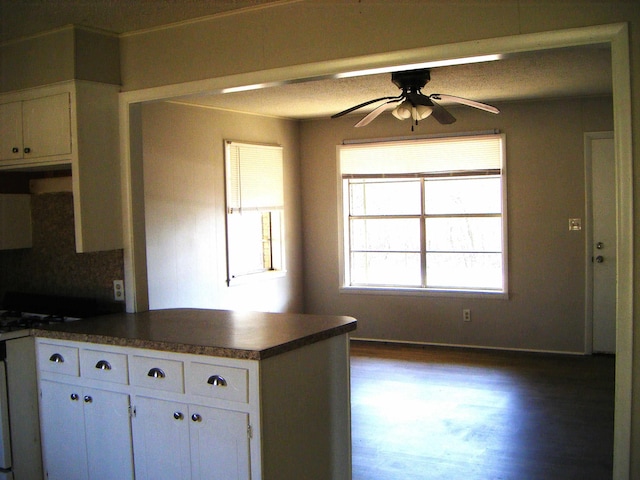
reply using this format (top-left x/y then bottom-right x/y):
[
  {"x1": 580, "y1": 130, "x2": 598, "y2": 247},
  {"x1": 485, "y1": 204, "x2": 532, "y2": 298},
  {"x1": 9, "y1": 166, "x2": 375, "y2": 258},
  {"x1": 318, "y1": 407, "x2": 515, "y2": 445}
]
[
  {"x1": 225, "y1": 141, "x2": 284, "y2": 212},
  {"x1": 340, "y1": 134, "x2": 503, "y2": 175}
]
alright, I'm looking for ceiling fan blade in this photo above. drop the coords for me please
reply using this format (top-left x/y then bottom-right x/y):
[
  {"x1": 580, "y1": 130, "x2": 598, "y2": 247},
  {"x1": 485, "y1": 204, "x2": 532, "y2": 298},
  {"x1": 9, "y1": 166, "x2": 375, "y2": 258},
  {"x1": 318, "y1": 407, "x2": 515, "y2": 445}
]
[
  {"x1": 331, "y1": 95, "x2": 402, "y2": 118},
  {"x1": 354, "y1": 99, "x2": 401, "y2": 127},
  {"x1": 430, "y1": 101, "x2": 457, "y2": 125},
  {"x1": 431, "y1": 94, "x2": 500, "y2": 114},
  {"x1": 406, "y1": 91, "x2": 433, "y2": 107}
]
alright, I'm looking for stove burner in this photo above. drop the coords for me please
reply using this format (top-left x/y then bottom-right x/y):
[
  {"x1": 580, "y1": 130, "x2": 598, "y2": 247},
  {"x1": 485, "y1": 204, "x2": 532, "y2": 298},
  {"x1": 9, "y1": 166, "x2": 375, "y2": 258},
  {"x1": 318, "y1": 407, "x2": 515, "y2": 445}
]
[{"x1": 0, "y1": 310, "x2": 80, "y2": 330}]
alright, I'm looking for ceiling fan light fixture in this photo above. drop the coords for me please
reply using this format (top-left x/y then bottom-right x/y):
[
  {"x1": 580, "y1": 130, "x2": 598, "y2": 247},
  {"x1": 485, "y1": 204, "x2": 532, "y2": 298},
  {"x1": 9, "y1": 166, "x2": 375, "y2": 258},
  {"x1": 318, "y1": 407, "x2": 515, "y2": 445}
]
[
  {"x1": 414, "y1": 104, "x2": 433, "y2": 120},
  {"x1": 392, "y1": 100, "x2": 413, "y2": 120}
]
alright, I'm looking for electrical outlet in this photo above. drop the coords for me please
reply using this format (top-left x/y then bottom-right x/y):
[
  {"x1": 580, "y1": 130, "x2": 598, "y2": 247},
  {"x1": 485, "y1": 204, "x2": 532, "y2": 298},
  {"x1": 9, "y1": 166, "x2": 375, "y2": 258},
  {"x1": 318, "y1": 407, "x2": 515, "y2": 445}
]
[
  {"x1": 463, "y1": 309, "x2": 471, "y2": 322},
  {"x1": 113, "y1": 280, "x2": 125, "y2": 301}
]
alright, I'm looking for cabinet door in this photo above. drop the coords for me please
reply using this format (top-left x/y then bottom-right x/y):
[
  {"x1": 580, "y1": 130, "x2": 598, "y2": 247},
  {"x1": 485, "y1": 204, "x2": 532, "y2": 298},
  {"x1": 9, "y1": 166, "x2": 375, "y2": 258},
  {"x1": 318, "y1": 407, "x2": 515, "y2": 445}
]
[
  {"x1": 132, "y1": 396, "x2": 191, "y2": 480},
  {"x1": 40, "y1": 380, "x2": 89, "y2": 480},
  {"x1": 84, "y1": 388, "x2": 134, "y2": 480},
  {"x1": 189, "y1": 405, "x2": 251, "y2": 480},
  {"x1": 22, "y1": 93, "x2": 71, "y2": 159},
  {"x1": 0, "y1": 101, "x2": 23, "y2": 161}
]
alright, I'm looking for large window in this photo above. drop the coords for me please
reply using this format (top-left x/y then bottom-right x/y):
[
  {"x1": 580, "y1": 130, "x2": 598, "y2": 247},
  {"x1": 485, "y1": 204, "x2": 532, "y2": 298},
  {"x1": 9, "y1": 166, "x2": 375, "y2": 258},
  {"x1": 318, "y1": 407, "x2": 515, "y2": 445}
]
[
  {"x1": 339, "y1": 134, "x2": 506, "y2": 295},
  {"x1": 225, "y1": 141, "x2": 285, "y2": 285}
]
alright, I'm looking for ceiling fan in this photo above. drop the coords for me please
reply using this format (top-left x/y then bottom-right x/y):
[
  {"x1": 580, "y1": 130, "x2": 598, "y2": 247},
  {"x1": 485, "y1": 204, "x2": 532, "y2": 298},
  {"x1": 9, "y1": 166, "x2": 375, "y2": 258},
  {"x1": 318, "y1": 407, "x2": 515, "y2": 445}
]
[{"x1": 331, "y1": 68, "x2": 500, "y2": 129}]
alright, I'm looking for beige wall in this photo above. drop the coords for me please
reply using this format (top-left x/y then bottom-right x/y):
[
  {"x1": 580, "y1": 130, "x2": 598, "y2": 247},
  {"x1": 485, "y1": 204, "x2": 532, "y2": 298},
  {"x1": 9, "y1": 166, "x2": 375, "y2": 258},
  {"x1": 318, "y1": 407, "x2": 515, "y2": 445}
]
[
  {"x1": 300, "y1": 96, "x2": 613, "y2": 353},
  {"x1": 0, "y1": 26, "x2": 119, "y2": 93},
  {"x1": 141, "y1": 101, "x2": 303, "y2": 313}
]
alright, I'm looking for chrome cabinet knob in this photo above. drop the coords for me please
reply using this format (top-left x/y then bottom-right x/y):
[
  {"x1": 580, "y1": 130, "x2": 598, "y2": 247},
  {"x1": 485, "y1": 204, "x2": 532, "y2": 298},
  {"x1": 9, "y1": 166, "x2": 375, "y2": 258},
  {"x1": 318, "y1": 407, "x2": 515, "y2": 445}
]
[
  {"x1": 70, "y1": 393, "x2": 79, "y2": 401},
  {"x1": 11, "y1": 147, "x2": 19, "y2": 153},
  {"x1": 147, "y1": 367, "x2": 166, "y2": 379},
  {"x1": 173, "y1": 411, "x2": 184, "y2": 420},
  {"x1": 49, "y1": 353, "x2": 64, "y2": 363},
  {"x1": 23, "y1": 147, "x2": 31, "y2": 154},
  {"x1": 95, "y1": 360, "x2": 112, "y2": 370},
  {"x1": 207, "y1": 375, "x2": 227, "y2": 387},
  {"x1": 84, "y1": 395, "x2": 93, "y2": 403},
  {"x1": 191, "y1": 413, "x2": 202, "y2": 422}
]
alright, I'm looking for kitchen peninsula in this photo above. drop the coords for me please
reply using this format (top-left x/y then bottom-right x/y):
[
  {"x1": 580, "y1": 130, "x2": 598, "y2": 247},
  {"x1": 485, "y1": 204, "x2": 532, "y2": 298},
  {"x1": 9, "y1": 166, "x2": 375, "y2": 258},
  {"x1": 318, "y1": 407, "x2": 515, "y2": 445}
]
[{"x1": 33, "y1": 309, "x2": 357, "y2": 480}]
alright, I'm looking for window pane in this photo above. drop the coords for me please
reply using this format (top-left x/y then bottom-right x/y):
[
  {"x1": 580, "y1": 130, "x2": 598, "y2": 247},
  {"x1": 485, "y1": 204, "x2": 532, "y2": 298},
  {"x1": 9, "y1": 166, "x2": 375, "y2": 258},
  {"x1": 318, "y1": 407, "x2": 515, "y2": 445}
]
[
  {"x1": 227, "y1": 212, "x2": 270, "y2": 277},
  {"x1": 425, "y1": 177, "x2": 501, "y2": 214},
  {"x1": 351, "y1": 218, "x2": 420, "y2": 251},
  {"x1": 426, "y1": 252, "x2": 503, "y2": 290},
  {"x1": 426, "y1": 217, "x2": 502, "y2": 252},
  {"x1": 351, "y1": 252, "x2": 422, "y2": 286},
  {"x1": 350, "y1": 179, "x2": 421, "y2": 215}
]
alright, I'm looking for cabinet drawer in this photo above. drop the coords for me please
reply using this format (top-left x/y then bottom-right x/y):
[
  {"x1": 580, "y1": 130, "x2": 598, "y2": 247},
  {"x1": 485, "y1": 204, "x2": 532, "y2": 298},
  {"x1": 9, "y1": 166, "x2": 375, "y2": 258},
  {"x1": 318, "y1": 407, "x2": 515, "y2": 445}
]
[
  {"x1": 130, "y1": 356, "x2": 184, "y2": 393},
  {"x1": 38, "y1": 343, "x2": 79, "y2": 376},
  {"x1": 188, "y1": 362, "x2": 249, "y2": 403},
  {"x1": 80, "y1": 349, "x2": 129, "y2": 384}
]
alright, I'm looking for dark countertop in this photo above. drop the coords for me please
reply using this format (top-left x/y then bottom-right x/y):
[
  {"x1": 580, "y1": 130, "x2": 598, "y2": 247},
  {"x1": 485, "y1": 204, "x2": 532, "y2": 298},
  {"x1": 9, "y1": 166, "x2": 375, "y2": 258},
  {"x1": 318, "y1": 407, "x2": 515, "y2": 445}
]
[{"x1": 32, "y1": 308, "x2": 357, "y2": 360}]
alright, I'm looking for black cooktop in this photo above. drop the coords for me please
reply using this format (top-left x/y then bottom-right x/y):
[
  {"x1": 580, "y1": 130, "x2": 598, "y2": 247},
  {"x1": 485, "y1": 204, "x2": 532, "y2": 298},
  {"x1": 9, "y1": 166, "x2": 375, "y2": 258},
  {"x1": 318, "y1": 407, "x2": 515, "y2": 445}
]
[{"x1": 0, "y1": 291, "x2": 112, "y2": 332}]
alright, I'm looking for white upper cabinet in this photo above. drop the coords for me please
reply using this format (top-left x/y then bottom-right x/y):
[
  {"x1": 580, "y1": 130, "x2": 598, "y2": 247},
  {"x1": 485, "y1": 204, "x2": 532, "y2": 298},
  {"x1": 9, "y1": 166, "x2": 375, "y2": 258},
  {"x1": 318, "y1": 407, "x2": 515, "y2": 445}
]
[
  {"x1": 0, "y1": 81, "x2": 122, "y2": 252},
  {"x1": 0, "y1": 94, "x2": 71, "y2": 162}
]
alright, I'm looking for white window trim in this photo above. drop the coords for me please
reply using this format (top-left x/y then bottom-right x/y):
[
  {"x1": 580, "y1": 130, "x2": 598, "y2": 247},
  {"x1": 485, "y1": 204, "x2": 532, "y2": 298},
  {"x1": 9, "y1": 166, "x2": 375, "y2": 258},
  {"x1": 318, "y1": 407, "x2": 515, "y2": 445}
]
[
  {"x1": 224, "y1": 140, "x2": 286, "y2": 286},
  {"x1": 337, "y1": 133, "x2": 509, "y2": 298}
]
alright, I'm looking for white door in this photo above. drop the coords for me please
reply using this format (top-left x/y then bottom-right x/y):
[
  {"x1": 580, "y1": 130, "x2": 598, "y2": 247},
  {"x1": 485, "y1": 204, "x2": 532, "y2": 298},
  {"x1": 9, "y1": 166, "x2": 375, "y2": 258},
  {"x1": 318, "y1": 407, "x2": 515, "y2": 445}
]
[
  {"x1": 39, "y1": 380, "x2": 89, "y2": 480},
  {"x1": 0, "y1": 101, "x2": 23, "y2": 161},
  {"x1": 21, "y1": 93, "x2": 72, "y2": 159},
  {"x1": 84, "y1": 388, "x2": 135, "y2": 480},
  {"x1": 588, "y1": 132, "x2": 616, "y2": 353},
  {"x1": 131, "y1": 396, "x2": 191, "y2": 480},
  {"x1": 189, "y1": 405, "x2": 250, "y2": 480}
]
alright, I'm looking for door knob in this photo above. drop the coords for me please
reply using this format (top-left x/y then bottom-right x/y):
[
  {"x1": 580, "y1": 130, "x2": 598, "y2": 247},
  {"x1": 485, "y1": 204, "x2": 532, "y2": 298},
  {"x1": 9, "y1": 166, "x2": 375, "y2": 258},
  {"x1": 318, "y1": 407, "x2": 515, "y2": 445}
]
[
  {"x1": 595, "y1": 255, "x2": 604, "y2": 263},
  {"x1": 596, "y1": 242, "x2": 604, "y2": 249}
]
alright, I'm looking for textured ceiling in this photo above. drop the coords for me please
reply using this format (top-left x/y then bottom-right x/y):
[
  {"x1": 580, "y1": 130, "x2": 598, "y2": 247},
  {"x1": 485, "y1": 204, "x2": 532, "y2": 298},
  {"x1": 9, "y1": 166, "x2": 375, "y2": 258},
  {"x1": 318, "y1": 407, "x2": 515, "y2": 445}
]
[
  {"x1": 177, "y1": 45, "x2": 612, "y2": 120},
  {"x1": 0, "y1": 1, "x2": 612, "y2": 121}
]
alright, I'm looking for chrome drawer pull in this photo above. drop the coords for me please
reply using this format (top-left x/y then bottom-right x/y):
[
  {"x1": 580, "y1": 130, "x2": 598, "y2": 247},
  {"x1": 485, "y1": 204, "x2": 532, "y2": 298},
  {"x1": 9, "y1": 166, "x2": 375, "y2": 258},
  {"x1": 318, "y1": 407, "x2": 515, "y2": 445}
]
[
  {"x1": 147, "y1": 367, "x2": 166, "y2": 379},
  {"x1": 95, "y1": 360, "x2": 112, "y2": 371},
  {"x1": 49, "y1": 353, "x2": 64, "y2": 363},
  {"x1": 207, "y1": 375, "x2": 227, "y2": 387}
]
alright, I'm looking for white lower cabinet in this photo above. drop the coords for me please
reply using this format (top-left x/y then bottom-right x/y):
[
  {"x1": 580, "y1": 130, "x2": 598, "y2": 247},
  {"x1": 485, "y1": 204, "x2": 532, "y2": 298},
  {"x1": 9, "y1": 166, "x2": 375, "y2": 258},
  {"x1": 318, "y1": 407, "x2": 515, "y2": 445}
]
[
  {"x1": 132, "y1": 397, "x2": 250, "y2": 480},
  {"x1": 39, "y1": 380, "x2": 134, "y2": 480},
  {"x1": 37, "y1": 334, "x2": 352, "y2": 480},
  {"x1": 37, "y1": 340, "x2": 257, "y2": 480}
]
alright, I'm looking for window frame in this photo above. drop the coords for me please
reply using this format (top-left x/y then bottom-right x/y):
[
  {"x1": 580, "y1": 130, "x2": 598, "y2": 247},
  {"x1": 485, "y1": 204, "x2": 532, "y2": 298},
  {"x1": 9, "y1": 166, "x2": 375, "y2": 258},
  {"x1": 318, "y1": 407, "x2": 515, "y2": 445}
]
[
  {"x1": 224, "y1": 140, "x2": 286, "y2": 286},
  {"x1": 338, "y1": 133, "x2": 508, "y2": 298}
]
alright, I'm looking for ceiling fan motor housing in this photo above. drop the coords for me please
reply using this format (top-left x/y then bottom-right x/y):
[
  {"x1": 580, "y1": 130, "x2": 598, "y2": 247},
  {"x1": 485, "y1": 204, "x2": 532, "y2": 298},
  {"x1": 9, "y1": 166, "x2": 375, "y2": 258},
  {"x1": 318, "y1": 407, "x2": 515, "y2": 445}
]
[{"x1": 392, "y1": 69, "x2": 431, "y2": 90}]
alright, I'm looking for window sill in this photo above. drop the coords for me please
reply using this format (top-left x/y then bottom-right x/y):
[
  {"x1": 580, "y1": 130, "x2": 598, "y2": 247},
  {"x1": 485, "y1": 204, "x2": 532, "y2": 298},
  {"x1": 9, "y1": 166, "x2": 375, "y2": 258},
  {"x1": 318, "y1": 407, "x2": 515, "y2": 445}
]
[
  {"x1": 339, "y1": 285, "x2": 508, "y2": 299},
  {"x1": 227, "y1": 270, "x2": 287, "y2": 287}
]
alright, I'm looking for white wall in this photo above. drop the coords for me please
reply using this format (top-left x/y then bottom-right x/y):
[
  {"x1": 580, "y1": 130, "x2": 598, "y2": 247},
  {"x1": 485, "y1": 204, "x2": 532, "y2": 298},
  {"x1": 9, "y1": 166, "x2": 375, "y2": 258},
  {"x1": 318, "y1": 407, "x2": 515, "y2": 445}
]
[
  {"x1": 142, "y1": 101, "x2": 303, "y2": 313},
  {"x1": 300, "y1": 96, "x2": 613, "y2": 353}
]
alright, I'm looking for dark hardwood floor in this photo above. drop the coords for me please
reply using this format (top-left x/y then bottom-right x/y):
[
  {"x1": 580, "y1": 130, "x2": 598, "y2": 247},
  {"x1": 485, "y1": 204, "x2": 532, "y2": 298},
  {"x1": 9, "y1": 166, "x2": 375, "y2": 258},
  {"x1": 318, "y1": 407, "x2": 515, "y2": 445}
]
[{"x1": 350, "y1": 341, "x2": 615, "y2": 480}]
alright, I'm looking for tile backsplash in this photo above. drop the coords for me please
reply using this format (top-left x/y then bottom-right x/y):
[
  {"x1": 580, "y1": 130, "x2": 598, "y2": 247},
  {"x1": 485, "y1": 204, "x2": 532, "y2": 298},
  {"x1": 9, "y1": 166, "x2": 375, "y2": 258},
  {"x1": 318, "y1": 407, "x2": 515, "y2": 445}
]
[{"x1": 0, "y1": 192, "x2": 124, "y2": 303}]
